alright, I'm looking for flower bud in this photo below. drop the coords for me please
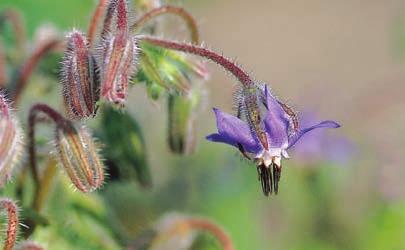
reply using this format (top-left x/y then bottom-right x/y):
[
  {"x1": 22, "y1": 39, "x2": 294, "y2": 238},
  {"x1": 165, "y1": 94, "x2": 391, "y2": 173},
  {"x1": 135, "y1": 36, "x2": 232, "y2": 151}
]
[
  {"x1": 137, "y1": 42, "x2": 209, "y2": 98},
  {"x1": 167, "y1": 87, "x2": 203, "y2": 155},
  {"x1": 100, "y1": 33, "x2": 138, "y2": 105},
  {"x1": 61, "y1": 30, "x2": 100, "y2": 119},
  {"x1": 0, "y1": 94, "x2": 24, "y2": 187},
  {"x1": 0, "y1": 198, "x2": 19, "y2": 250},
  {"x1": 54, "y1": 121, "x2": 104, "y2": 192}
]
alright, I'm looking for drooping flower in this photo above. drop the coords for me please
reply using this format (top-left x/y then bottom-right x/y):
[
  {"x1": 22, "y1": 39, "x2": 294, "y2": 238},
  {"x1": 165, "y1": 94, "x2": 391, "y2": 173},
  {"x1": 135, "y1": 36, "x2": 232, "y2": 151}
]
[{"x1": 206, "y1": 84, "x2": 340, "y2": 195}]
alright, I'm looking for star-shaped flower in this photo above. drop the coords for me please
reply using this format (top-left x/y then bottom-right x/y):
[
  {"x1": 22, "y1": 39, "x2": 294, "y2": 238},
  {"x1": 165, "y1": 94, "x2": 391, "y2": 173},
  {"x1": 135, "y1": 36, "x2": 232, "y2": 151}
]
[{"x1": 206, "y1": 84, "x2": 340, "y2": 195}]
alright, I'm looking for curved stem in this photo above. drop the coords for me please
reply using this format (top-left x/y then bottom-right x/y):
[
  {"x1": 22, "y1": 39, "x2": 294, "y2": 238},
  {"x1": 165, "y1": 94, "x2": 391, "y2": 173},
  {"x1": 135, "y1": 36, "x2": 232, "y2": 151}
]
[
  {"x1": 0, "y1": 9, "x2": 26, "y2": 53},
  {"x1": 26, "y1": 104, "x2": 66, "y2": 237},
  {"x1": 131, "y1": 6, "x2": 200, "y2": 44},
  {"x1": 151, "y1": 218, "x2": 234, "y2": 250},
  {"x1": 11, "y1": 39, "x2": 62, "y2": 105},
  {"x1": 28, "y1": 104, "x2": 66, "y2": 188},
  {"x1": 138, "y1": 36, "x2": 254, "y2": 87},
  {"x1": 87, "y1": 0, "x2": 109, "y2": 47},
  {"x1": 186, "y1": 219, "x2": 234, "y2": 250},
  {"x1": 0, "y1": 199, "x2": 19, "y2": 250}
]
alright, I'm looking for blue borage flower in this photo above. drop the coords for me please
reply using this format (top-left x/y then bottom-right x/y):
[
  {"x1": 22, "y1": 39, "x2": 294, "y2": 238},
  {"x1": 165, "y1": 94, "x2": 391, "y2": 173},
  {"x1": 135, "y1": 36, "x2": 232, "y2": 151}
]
[{"x1": 206, "y1": 84, "x2": 340, "y2": 195}]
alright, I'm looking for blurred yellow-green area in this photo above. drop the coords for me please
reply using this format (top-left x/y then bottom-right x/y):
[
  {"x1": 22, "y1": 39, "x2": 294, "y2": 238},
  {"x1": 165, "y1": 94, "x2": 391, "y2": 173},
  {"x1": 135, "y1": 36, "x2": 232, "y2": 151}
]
[{"x1": 1, "y1": 0, "x2": 405, "y2": 249}]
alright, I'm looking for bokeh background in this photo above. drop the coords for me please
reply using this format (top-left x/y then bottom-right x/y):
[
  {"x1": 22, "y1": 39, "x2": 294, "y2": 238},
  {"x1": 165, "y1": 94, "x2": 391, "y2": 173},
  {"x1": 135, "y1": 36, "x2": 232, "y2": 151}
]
[{"x1": 1, "y1": 0, "x2": 405, "y2": 249}]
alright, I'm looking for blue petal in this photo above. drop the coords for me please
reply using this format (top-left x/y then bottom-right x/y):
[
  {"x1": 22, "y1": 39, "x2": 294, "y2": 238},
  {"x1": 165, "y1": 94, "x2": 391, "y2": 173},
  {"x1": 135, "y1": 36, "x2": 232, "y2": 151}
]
[
  {"x1": 206, "y1": 108, "x2": 261, "y2": 153},
  {"x1": 288, "y1": 120, "x2": 341, "y2": 149},
  {"x1": 263, "y1": 85, "x2": 290, "y2": 147}
]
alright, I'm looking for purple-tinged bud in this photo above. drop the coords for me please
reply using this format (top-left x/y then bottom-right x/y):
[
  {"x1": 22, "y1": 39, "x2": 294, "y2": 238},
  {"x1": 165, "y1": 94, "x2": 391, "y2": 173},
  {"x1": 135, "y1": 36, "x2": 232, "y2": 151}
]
[
  {"x1": 0, "y1": 94, "x2": 24, "y2": 187},
  {"x1": 100, "y1": 33, "x2": 138, "y2": 105},
  {"x1": 0, "y1": 198, "x2": 19, "y2": 250},
  {"x1": 61, "y1": 30, "x2": 100, "y2": 119},
  {"x1": 54, "y1": 121, "x2": 104, "y2": 192}
]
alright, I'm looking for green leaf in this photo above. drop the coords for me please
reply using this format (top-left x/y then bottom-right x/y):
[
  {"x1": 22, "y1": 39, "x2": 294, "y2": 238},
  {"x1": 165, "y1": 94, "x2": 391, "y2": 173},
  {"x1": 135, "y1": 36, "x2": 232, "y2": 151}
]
[{"x1": 101, "y1": 107, "x2": 152, "y2": 187}]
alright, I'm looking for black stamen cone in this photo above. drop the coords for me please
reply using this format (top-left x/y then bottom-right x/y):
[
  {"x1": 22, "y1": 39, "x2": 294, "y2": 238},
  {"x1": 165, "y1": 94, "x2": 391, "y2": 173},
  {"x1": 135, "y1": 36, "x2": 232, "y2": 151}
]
[
  {"x1": 272, "y1": 164, "x2": 282, "y2": 194},
  {"x1": 257, "y1": 164, "x2": 272, "y2": 196}
]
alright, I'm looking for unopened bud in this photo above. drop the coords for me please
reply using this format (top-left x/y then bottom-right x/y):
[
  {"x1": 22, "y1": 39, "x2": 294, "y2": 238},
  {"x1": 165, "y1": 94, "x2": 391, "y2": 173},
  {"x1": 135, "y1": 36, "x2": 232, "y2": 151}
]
[
  {"x1": 54, "y1": 122, "x2": 104, "y2": 192},
  {"x1": 100, "y1": 33, "x2": 138, "y2": 105},
  {"x1": 61, "y1": 30, "x2": 100, "y2": 119},
  {"x1": 0, "y1": 94, "x2": 24, "y2": 187},
  {"x1": 167, "y1": 89, "x2": 202, "y2": 155},
  {"x1": 0, "y1": 198, "x2": 19, "y2": 250}
]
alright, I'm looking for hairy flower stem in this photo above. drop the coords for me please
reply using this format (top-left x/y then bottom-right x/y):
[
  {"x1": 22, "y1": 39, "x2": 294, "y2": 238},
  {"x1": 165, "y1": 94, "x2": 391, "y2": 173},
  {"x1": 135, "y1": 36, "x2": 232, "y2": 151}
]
[
  {"x1": 87, "y1": 0, "x2": 109, "y2": 47},
  {"x1": 139, "y1": 37, "x2": 269, "y2": 148},
  {"x1": 0, "y1": 9, "x2": 26, "y2": 53},
  {"x1": 152, "y1": 218, "x2": 234, "y2": 250},
  {"x1": 138, "y1": 36, "x2": 253, "y2": 87},
  {"x1": 0, "y1": 199, "x2": 19, "y2": 250},
  {"x1": 11, "y1": 39, "x2": 62, "y2": 105},
  {"x1": 131, "y1": 6, "x2": 200, "y2": 44}
]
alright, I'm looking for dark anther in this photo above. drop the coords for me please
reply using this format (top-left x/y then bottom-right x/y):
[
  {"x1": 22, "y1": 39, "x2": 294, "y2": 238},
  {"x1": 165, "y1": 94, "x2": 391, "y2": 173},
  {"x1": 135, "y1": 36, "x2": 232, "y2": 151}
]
[
  {"x1": 237, "y1": 143, "x2": 251, "y2": 160},
  {"x1": 257, "y1": 164, "x2": 272, "y2": 196},
  {"x1": 272, "y1": 164, "x2": 282, "y2": 194}
]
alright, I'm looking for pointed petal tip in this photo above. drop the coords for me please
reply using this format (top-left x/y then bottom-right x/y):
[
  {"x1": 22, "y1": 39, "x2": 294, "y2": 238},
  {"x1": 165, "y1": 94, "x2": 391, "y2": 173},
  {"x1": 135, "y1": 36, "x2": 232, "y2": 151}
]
[
  {"x1": 320, "y1": 120, "x2": 341, "y2": 128},
  {"x1": 206, "y1": 133, "x2": 217, "y2": 141}
]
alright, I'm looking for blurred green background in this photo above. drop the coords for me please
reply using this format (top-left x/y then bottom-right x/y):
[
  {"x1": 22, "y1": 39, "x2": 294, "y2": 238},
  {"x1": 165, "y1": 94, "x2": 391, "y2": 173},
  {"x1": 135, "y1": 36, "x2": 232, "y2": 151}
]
[{"x1": 1, "y1": 0, "x2": 405, "y2": 249}]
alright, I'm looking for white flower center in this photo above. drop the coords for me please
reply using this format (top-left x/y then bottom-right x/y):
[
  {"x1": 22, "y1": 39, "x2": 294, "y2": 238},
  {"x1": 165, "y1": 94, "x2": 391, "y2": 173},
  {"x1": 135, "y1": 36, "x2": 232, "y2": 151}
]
[{"x1": 255, "y1": 143, "x2": 289, "y2": 168}]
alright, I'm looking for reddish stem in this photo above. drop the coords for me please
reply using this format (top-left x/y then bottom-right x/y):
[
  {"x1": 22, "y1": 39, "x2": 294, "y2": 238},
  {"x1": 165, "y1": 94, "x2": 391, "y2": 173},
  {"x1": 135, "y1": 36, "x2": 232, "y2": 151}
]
[
  {"x1": 186, "y1": 219, "x2": 234, "y2": 250},
  {"x1": 11, "y1": 39, "x2": 61, "y2": 105},
  {"x1": 0, "y1": 9, "x2": 26, "y2": 53},
  {"x1": 154, "y1": 218, "x2": 234, "y2": 250},
  {"x1": 131, "y1": 6, "x2": 200, "y2": 44},
  {"x1": 26, "y1": 104, "x2": 75, "y2": 237},
  {"x1": 138, "y1": 36, "x2": 254, "y2": 87},
  {"x1": 87, "y1": 0, "x2": 109, "y2": 46},
  {"x1": 0, "y1": 199, "x2": 19, "y2": 250},
  {"x1": 28, "y1": 104, "x2": 66, "y2": 187}
]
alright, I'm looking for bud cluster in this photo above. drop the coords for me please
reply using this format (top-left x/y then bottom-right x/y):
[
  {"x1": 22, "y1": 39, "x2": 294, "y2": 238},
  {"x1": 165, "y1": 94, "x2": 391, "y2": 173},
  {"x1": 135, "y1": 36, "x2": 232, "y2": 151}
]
[{"x1": 61, "y1": 0, "x2": 138, "y2": 116}]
